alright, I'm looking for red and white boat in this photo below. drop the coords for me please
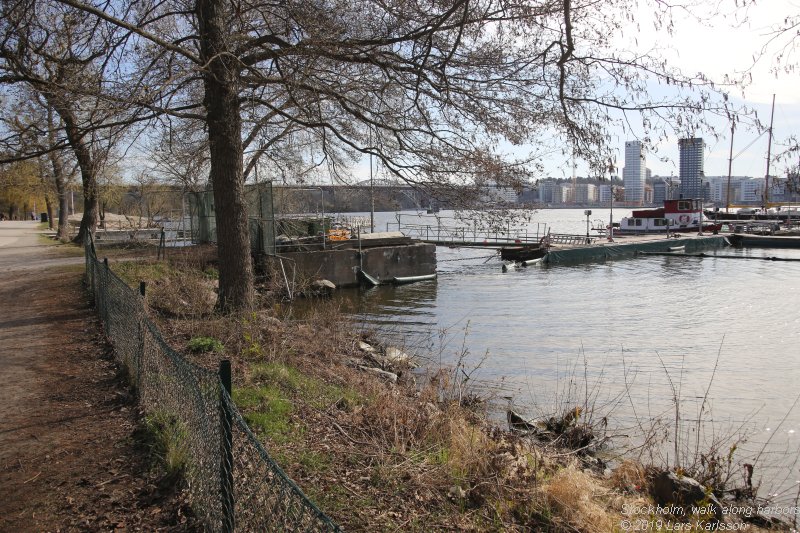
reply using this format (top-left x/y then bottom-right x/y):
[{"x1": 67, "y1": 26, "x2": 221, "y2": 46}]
[{"x1": 617, "y1": 199, "x2": 723, "y2": 234}]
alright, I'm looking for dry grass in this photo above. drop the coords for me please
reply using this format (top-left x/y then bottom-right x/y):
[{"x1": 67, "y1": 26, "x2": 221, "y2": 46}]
[
  {"x1": 115, "y1": 249, "x2": 795, "y2": 532},
  {"x1": 540, "y1": 465, "x2": 615, "y2": 533}
]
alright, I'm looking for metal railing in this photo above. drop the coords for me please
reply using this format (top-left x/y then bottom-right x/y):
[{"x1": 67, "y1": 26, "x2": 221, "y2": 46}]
[
  {"x1": 393, "y1": 214, "x2": 549, "y2": 246},
  {"x1": 85, "y1": 234, "x2": 341, "y2": 532}
]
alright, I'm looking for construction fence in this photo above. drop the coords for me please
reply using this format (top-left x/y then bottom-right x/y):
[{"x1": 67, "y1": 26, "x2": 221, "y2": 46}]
[{"x1": 84, "y1": 234, "x2": 341, "y2": 532}]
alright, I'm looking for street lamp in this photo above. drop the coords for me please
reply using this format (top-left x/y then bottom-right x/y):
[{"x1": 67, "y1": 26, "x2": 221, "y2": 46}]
[
  {"x1": 584, "y1": 209, "x2": 592, "y2": 244},
  {"x1": 608, "y1": 177, "x2": 615, "y2": 242}
]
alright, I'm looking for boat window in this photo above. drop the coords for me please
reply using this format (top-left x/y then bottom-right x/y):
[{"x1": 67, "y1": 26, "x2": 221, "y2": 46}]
[
  {"x1": 654, "y1": 219, "x2": 666, "y2": 226},
  {"x1": 678, "y1": 201, "x2": 691, "y2": 210},
  {"x1": 635, "y1": 219, "x2": 643, "y2": 226}
]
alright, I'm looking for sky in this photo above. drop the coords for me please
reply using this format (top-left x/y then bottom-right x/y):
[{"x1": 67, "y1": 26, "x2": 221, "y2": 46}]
[
  {"x1": 351, "y1": 0, "x2": 800, "y2": 184},
  {"x1": 623, "y1": 0, "x2": 800, "y2": 179}
]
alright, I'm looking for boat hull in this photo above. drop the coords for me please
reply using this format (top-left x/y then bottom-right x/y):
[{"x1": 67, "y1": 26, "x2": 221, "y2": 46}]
[
  {"x1": 615, "y1": 223, "x2": 722, "y2": 235},
  {"x1": 500, "y1": 245, "x2": 547, "y2": 262}
]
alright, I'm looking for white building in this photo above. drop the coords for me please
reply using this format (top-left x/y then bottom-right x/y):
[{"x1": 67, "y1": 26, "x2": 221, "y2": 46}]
[
  {"x1": 739, "y1": 178, "x2": 765, "y2": 203},
  {"x1": 556, "y1": 183, "x2": 573, "y2": 204},
  {"x1": 481, "y1": 180, "x2": 518, "y2": 204},
  {"x1": 623, "y1": 141, "x2": 646, "y2": 205}
]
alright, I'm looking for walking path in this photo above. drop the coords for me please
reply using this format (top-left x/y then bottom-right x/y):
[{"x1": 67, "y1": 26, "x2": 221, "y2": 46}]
[{"x1": 0, "y1": 222, "x2": 195, "y2": 531}]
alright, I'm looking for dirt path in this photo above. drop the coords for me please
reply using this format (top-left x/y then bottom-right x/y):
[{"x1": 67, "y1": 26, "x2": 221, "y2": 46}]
[{"x1": 0, "y1": 222, "x2": 196, "y2": 532}]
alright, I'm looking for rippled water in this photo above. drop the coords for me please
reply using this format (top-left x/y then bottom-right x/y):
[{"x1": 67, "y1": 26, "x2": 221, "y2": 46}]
[{"x1": 316, "y1": 209, "x2": 800, "y2": 500}]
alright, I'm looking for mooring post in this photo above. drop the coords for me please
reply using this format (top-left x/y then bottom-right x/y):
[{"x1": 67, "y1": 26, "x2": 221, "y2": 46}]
[{"x1": 219, "y1": 360, "x2": 234, "y2": 532}]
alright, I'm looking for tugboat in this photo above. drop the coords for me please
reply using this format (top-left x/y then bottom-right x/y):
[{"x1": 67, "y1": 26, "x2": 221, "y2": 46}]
[{"x1": 617, "y1": 199, "x2": 722, "y2": 234}]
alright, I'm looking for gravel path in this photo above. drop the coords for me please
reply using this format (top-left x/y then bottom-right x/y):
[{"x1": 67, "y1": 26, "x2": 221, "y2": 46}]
[{"x1": 0, "y1": 221, "x2": 196, "y2": 531}]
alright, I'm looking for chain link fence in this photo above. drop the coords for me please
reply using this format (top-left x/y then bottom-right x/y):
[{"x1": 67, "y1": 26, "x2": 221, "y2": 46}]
[{"x1": 85, "y1": 235, "x2": 341, "y2": 532}]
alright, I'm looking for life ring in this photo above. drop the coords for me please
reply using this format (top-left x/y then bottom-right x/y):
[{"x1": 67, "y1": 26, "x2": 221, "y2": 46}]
[{"x1": 678, "y1": 214, "x2": 691, "y2": 224}]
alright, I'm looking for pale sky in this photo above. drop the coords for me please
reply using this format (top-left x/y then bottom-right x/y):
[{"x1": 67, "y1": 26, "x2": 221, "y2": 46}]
[
  {"x1": 614, "y1": 0, "x2": 800, "y2": 179},
  {"x1": 354, "y1": 1, "x2": 800, "y2": 184}
]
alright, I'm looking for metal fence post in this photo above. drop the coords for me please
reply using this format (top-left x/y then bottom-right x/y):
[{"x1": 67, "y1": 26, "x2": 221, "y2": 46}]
[
  {"x1": 103, "y1": 258, "x2": 111, "y2": 334},
  {"x1": 219, "y1": 360, "x2": 234, "y2": 532},
  {"x1": 137, "y1": 282, "x2": 146, "y2": 392},
  {"x1": 158, "y1": 228, "x2": 166, "y2": 260}
]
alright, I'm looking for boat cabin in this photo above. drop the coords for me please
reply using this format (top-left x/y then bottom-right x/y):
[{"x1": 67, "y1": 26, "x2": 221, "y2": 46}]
[{"x1": 619, "y1": 199, "x2": 713, "y2": 233}]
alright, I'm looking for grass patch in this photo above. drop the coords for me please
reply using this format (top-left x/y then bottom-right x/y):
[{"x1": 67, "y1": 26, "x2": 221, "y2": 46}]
[
  {"x1": 114, "y1": 260, "x2": 174, "y2": 287},
  {"x1": 142, "y1": 410, "x2": 189, "y2": 480},
  {"x1": 250, "y1": 361, "x2": 362, "y2": 410},
  {"x1": 296, "y1": 450, "x2": 331, "y2": 473},
  {"x1": 234, "y1": 385, "x2": 295, "y2": 443},
  {"x1": 187, "y1": 336, "x2": 224, "y2": 354}
]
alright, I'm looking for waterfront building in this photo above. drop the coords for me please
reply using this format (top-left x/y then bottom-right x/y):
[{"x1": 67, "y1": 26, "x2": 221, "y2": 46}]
[
  {"x1": 481, "y1": 180, "x2": 518, "y2": 204},
  {"x1": 653, "y1": 179, "x2": 667, "y2": 205},
  {"x1": 574, "y1": 183, "x2": 598, "y2": 204},
  {"x1": 556, "y1": 183, "x2": 573, "y2": 204},
  {"x1": 598, "y1": 184, "x2": 612, "y2": 203},
  {"x1": 678, "y1": 137, "x2": 705, "y2": 199},
  {"x1": 739, "y1": 178, "x2": 765, "y2": 204},
  {"x1": 623, "y1": 141, "x2": 646, "y2": 205},
  {"x1": 706, "y1": 176, "x2": 750, "y2": 206},
  {"x1": 537, "y1": 179, "x2": 558, "y2": 203},
  {"x1": 644, "y1": 184, "x2": 654, "y2": 205}
]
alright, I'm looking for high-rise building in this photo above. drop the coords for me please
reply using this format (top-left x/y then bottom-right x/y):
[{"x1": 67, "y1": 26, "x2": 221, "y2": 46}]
[
  {"x1": 678, "y1": 137, "x2": 705, "y2": 199},
  {"x1": 623, "y1": 141, "x2": 646, "y2": 205}
]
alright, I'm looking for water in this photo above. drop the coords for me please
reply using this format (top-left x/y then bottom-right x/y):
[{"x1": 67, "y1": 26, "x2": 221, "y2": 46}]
[{"x1": 320, "y1": 208, "x2": 800, "y2": 502}]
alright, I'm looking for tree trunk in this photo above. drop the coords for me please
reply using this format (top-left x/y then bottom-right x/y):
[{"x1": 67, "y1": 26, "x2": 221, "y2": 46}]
[
  {"x1": 46, "y1": 106, "x2": 72, "y2": 240},
  {"x1": 197, "y1": 0, "x2": 254, "y2": 311},
  {"x1": 57, "y1": 188, "x2": 70, "y2": 240},
  {"x1": 44, "y1": 195, "x2": 54, "y2": 229},
  {"x1": 45, "y1": 97, "x2": 98, "y2": 245}
]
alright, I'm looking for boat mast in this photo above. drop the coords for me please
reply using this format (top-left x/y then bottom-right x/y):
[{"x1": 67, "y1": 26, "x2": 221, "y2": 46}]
[
  {"x1": 764, "y1": 94, "x2": 776, "y2": 210},
  {"x1": 726, "y1": 120, "x2": 734, "y2": 214}
]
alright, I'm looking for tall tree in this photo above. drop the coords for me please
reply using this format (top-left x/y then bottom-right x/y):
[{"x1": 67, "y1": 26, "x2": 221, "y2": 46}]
[
  {"x1": 0, "y1": 1, "x2": 135, "y2": 243},
  {"x1": 50, "y1": 0, "x2": 728, "y2": 310}
]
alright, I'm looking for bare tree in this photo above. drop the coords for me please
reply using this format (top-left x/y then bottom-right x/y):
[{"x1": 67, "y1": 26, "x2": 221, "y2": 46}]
[
  {"x1": 0, "y1": 0, "x2": 139, "y2": 244},
  {"x1": 47, "y1": 0, "x2": 730, "y2": 310},
  {"x1": 1, "y1": 92, "x2": 80, "y2": 239}
]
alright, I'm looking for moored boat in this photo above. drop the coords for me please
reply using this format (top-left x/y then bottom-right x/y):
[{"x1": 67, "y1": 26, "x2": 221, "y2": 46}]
[
  {"x1": 704, "y1": 205, "x2": 800, "y2": 222},
  {"x1": 618, "y1": 199, "x2": 722, "y2": 234},
  {"x1": 500, "y1": 244, "x2": 547, "y2": 262}
]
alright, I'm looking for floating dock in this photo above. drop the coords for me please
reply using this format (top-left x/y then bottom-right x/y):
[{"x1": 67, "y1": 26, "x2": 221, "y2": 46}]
[{"x1": 544, "y1": 234, "x2": 730, "y2": 265}]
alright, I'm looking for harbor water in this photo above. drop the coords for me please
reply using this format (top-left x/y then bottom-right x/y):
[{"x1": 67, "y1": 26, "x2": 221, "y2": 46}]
[{"x1": 313, "y1": 208, "x2": 800, "y2": 502}]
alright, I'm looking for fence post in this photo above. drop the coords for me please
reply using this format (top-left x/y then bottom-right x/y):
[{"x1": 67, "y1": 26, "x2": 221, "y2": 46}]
[
  {"x1": 219, "y1": 360, "x2": 234, "y2": 532},
  {"x1": 137, "y1": 282, "x2": 146, "y2": 392},
  {"x1": 103, "y1": 258, "x2": 111, "y2": 334},
  {"x1": 158, "y1": 228, "x2": 166, "y2": 260}
]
